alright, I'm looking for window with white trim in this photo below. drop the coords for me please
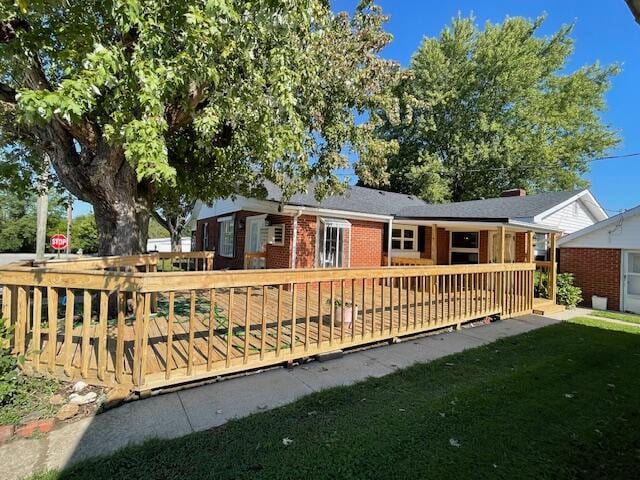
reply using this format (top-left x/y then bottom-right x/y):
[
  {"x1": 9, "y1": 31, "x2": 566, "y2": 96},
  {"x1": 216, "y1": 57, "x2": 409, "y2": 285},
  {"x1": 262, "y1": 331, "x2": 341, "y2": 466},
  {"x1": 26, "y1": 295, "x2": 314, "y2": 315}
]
[
  {"x1": 318, "y1": 218, "x2": 351, "y2": 268},
  {"x1": 217, "y1": 216, "x2": 235, "y2": 257},
  {"x1": 450, "y1": 231, "x2": 479, "y2": 264},
  {"x1": 391, "y1": 225, "x2": 417, "y2": 251},
  {"x1": 534, "y1": 233, "x2": 549, "y2": 261},
  {"x1": 202, "y1": 223, "x2": 209, "y2": 250}
]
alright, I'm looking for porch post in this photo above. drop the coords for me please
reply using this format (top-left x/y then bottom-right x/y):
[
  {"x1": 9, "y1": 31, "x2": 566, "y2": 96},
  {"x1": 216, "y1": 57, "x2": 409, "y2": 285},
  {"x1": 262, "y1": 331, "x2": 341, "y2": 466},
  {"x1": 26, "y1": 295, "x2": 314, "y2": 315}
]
[
  {"x1": 496, "y1": 226, "x2": 506, "y2": 314},
  {"x1": 527, "y1": 231, "x2": 535, "y2": 263},
  {"x1": 431, "y1": 224, "x2": 438, "y2": 265},
  {"x1": 387, "y1": 218, "x2": 393, "y2": 266},
  {"x1": 497, "y1": 226, "x2": 505, "y2": 264},
  {"x1": 548, "y1": 233, "x2": 558, "y2": 303}
]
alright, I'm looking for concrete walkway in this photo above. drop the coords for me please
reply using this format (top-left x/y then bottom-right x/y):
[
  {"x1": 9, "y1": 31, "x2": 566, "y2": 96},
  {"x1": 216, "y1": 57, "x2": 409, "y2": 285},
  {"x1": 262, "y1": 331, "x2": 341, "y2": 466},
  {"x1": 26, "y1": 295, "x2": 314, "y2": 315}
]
[{"x1": 1, "y1": 314, "x2": 560, "y2": 480}]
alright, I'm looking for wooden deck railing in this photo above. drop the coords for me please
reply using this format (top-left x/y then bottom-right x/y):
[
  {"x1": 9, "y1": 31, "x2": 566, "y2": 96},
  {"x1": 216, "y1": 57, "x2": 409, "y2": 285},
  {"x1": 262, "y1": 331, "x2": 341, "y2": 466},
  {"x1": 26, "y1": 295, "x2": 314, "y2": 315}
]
[
  {"x1": 1, "y1": 262, "x2": 534, "y2": 391},
  {"x1": 243, "y1": 252, "x2": 266, "y2": 269},
  {"x1": 383, "y1": 256, "x2": 435, "y2": 266},
  {"x1": 32, "y1": 252, "x2": 214, "y2": 273},
  {"x1": 156, "y1": 252, "x2": 214, "y2": 272}
]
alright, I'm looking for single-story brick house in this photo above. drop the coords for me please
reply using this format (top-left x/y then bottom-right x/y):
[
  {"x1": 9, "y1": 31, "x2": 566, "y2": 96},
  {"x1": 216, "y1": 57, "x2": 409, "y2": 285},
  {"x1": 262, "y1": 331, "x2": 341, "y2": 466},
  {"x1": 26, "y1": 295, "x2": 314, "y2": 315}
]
[
  {"x1": 559, "y1": 204, "x2": 640, "y2": 313},
  {"x1": 193, "y1": 183, "x2": 605, "y2": 271}
]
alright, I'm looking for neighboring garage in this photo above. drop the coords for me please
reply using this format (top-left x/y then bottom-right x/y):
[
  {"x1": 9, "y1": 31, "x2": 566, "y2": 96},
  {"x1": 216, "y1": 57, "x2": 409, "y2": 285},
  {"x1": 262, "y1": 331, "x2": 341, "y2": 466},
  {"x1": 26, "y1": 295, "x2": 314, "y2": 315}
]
[{"x1": 558, "y1": 204, "x2": 640, "y2": 313}]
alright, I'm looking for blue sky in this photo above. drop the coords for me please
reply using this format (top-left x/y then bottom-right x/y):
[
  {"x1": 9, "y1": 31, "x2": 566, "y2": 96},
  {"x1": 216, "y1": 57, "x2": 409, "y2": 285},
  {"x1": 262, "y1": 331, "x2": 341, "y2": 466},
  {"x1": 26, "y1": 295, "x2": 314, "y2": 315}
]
[
  {"x1": 332, "y1": 0, "x2": 640, "y2": 214},
  {"x1": 75, "y1": 1, "x2": 640, "y2": 217}
]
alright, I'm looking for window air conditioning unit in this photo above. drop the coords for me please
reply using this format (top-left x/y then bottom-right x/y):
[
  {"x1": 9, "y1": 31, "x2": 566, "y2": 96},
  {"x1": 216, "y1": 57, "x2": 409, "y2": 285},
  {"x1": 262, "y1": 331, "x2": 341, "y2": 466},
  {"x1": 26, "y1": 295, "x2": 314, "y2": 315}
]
[{"x1": 260, "y1": 224, "x2": 285, "y2": 246}]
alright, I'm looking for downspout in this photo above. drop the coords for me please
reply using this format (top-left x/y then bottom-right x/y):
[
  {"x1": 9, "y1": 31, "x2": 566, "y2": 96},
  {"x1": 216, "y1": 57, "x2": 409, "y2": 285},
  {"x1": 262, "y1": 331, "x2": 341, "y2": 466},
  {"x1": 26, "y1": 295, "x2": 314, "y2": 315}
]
[
  {"x1": 387, "y1": 217, "x2": 393, "y2": 266},
  {"x1": 291, "y1": 210, "x2": 303, "y2": 269}
]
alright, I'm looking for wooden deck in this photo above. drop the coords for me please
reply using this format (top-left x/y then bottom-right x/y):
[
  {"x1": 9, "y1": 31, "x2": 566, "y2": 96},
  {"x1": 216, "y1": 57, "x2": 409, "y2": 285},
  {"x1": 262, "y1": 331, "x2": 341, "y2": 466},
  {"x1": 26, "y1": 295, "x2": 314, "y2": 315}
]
[
  {"x1": 4, "y1": 261, "x2": 536, "y2": 390},
  {"x1": 26, "y1": 279, "x2": 515, "y2": 389}
]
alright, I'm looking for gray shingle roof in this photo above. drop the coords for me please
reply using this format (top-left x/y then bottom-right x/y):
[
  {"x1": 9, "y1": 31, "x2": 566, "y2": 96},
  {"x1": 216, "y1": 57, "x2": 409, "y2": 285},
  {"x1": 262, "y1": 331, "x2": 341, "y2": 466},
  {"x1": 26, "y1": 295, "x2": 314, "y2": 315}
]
[
  {"x1": 395, "y1": 190, "x2": 585, "y2": 221},
  {"x1": 262, "y1": 180, "x2": 584, "y2": 221},
  {"x1": 263, "y1": 181, "x2": 426, "y2": 216}
]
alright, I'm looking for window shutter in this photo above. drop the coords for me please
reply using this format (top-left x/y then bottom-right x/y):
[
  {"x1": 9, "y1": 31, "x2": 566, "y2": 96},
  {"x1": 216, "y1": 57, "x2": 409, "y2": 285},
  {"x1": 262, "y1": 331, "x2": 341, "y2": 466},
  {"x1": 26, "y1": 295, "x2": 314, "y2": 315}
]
[{"x1": 418, "y1": 226, "x2": 426, "y2": 253}]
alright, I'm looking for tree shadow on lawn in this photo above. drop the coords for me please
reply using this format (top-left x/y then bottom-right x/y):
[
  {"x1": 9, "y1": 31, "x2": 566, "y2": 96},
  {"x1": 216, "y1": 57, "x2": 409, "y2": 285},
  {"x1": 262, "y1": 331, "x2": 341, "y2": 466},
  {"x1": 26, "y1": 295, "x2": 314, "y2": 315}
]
[{"x1": 31, "y1": 319, "x2": 640, "y2": 480}]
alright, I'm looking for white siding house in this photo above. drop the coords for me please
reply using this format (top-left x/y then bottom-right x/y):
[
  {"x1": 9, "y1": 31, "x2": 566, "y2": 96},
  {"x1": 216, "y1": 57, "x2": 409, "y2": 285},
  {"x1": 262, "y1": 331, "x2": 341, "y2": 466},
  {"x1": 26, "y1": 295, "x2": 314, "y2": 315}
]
[{"x1": 526, "y1": 190, "x2": 607, "y2": 234}]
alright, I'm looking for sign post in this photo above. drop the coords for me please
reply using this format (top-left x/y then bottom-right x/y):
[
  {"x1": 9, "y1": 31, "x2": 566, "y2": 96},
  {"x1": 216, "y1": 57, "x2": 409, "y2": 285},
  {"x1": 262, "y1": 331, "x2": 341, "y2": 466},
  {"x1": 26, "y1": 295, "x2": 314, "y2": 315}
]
[{"x1": 50, "y1": 234, "x2": 68, "y2": 259}]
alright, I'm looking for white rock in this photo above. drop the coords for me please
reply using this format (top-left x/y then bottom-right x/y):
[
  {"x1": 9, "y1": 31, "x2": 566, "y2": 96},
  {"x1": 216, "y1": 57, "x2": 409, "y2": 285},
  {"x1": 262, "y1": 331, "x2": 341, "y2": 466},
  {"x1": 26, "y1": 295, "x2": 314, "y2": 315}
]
[
  {"x1": 69, "y1": 391, "x2": 97, "y2": 405},
  {"x1": 72, "y1": 381, "x2": 88, "y2": 393}
]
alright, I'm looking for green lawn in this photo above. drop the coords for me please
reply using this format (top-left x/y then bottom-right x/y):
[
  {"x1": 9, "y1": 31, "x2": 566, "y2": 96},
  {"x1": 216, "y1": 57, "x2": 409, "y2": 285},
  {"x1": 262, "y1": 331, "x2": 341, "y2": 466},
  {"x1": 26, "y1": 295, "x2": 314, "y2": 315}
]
[
  {"x1": 589, "y1": 310, "x2": 640, "y2": 326},
  {"x1": 32, "y1": 318, "x2": 640, "y2": 480}
]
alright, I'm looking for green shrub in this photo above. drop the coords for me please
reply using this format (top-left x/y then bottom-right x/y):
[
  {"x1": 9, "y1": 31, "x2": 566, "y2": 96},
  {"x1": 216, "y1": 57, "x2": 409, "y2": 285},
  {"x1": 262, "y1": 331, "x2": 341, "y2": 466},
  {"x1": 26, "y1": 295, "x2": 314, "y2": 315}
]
[
  {"x1": 533, "y1": 271, "x2": 583, "y2": 309},
  {"x1": 0, "y1": 317, "x2": 59, "y2": 425},
  {"x1": 534, "y1": 271, "x2": 549, "y2": 299},
  {"x1": 556, "y1": 273, "x2": 583, "y2": 309}
]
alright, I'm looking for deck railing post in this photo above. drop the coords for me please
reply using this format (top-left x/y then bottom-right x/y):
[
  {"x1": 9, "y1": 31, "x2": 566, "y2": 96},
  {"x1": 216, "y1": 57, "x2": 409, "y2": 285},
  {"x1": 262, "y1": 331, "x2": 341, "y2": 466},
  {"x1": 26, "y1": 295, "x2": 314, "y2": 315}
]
[{"x1": 548, "y1": 233, "x2": 558, "y2": 303}]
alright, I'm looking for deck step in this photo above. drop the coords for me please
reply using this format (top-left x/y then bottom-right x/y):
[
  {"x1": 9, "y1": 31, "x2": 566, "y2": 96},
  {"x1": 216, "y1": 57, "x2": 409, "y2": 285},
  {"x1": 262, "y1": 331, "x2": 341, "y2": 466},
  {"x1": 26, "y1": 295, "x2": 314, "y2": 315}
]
[{"x1": 532, "y1": 300, "x2": 565, "y2": 315}]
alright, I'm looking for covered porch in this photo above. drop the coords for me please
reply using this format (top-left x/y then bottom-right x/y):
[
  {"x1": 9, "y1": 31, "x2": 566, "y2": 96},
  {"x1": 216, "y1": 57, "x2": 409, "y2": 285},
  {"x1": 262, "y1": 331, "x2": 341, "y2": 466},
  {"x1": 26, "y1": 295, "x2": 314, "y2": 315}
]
[{"x1": 385, "y1": 221, "x2": 561, "y2": 310}]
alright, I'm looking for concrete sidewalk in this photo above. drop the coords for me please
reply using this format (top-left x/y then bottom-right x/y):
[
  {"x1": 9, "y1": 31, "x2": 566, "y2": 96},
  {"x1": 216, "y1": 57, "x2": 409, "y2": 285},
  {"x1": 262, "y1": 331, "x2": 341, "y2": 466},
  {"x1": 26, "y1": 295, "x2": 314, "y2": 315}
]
[{"x1": 1, "y1": 314, "x2": 560, "y2": 480}]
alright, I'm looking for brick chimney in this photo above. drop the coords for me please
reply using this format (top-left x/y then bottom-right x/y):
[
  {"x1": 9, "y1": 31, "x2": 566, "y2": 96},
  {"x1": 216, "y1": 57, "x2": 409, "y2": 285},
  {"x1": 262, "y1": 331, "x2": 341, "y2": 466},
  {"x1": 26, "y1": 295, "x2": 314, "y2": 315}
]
[{"x1": 500, "y1": 188, "x2": 526, "y2": 198}]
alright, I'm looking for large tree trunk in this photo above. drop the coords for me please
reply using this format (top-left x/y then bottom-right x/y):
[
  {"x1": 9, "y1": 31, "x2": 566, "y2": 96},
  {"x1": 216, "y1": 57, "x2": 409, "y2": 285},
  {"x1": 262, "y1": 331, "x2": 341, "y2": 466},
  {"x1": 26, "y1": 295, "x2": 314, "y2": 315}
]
[
  {"x1": 43, "y1": 128, "x2": 153, "y2": 256},
  {"x1": 170, "y1": 228, "x2": 183, "y2": 253},
  {"x1": 93, "y1": 193, "x2": 151, "y2": 256}
]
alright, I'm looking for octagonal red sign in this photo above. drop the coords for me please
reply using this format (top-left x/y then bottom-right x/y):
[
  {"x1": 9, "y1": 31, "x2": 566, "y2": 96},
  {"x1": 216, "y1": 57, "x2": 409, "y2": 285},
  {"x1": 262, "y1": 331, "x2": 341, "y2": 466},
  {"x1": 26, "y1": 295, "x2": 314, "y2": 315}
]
[{"x1": 50, "y1": 234, "x2": 68, "y2": 250}]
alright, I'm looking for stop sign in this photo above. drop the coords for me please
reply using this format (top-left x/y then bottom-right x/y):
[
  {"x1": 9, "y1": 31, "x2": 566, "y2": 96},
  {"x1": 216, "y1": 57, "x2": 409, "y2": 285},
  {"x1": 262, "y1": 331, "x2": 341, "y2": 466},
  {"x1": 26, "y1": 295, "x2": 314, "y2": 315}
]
[{"x1": 50, "y1": 234, "x2": 68, "y2": 250}]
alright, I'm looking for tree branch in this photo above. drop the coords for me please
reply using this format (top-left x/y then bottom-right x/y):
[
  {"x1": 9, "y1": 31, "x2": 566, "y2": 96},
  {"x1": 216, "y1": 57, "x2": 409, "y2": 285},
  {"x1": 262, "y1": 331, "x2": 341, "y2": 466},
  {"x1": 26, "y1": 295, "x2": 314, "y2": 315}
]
[
  {"x1": 0, "y1": 18, "x2": 30, "y2": 44},
  {"x1": 0, "y1": 82, "x2": 16, "y2": 103},
  {"x1": 151, "y1": 209, "x2": 172, "y2": 232}
]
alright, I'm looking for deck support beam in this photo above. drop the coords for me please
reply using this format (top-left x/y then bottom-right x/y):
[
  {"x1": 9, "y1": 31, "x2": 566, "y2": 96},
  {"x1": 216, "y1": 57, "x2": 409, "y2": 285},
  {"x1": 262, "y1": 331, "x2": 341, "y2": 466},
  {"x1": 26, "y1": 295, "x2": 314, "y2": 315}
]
[
  {"x1": 527, "y1": 231, "x2": 535, "y2": 263},
  {"x1": 548, "y1": 233, "x2": 558, "y2": 303}
]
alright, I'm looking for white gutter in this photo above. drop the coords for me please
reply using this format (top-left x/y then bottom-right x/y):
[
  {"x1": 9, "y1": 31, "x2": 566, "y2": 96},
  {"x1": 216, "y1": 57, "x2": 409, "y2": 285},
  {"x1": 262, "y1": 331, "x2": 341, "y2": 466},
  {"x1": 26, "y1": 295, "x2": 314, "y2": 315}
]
[
  {"x1": 281, "y1": 205, "x2": 394, "y2": 222},
  {"x1": 290, "y1": 209, "x2": 303, "y2": 269}
]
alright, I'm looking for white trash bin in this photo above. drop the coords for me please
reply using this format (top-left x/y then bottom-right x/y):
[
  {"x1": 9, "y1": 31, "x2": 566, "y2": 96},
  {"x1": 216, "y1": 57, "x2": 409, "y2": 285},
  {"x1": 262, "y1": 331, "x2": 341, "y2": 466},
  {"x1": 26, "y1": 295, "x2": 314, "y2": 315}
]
[{"x1": 592, "y1": 295, "x2": 608, "y2": 311}]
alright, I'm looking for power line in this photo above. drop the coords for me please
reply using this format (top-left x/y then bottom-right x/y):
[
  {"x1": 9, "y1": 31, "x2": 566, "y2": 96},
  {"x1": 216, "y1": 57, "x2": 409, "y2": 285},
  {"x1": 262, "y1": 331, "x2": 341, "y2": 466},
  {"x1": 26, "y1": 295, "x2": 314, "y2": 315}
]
[{"x1": 332, "y1": 151, "x2": 640, "y2": 176}]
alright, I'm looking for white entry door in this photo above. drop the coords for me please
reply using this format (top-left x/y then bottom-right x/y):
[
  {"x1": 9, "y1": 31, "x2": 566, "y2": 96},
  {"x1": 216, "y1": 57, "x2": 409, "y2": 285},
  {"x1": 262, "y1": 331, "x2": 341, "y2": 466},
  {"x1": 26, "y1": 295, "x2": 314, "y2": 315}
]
[
  {"x1": 623, "y1": 250, "x2": 640, "y2": 314},
  {"x1": 245, "y1": 215, "x2": 266, "y2": 268}
]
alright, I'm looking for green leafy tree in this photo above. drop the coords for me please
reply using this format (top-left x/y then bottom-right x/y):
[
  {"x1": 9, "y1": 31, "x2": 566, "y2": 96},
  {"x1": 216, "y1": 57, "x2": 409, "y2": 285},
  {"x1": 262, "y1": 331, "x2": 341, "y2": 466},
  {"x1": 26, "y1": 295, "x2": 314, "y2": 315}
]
[
  {"x1": 368, "y1": 15, "x2": 619, "y2": 202},
  {"x1": 0, "y1": 189, "x2": 65, "y2": 252},
  {"x1": 71, "y1": 214, "x2": 99, "y2": 254},
  {"x1": 1, "y1": 0, "x2": 397, "y2": 255},
  {"x1": 147, "y1": 217, "x2": 169, "y2": 239}
]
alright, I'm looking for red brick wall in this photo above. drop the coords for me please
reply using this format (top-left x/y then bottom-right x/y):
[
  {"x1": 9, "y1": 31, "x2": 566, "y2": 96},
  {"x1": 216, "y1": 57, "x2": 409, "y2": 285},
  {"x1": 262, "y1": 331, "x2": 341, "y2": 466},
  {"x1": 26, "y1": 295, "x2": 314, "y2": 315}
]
[
  {"x1": 265, "y1": 214, "x2": 293, "y2": 269},
  {"x1": 195, "y1": 211, "x2": 262, "y2": 269},
  {"x1": 294, "y1": 215, "x2": 317, "y2": 268},
  {"x1": 292, "y1": 217, "x2": 384, "y2": 268},
  {"x1": 350, "y1": 220, "x2": 385, "y2": 267},
  {"x1": 560, "y1": 247, "x2": 621, "y2": 310}
]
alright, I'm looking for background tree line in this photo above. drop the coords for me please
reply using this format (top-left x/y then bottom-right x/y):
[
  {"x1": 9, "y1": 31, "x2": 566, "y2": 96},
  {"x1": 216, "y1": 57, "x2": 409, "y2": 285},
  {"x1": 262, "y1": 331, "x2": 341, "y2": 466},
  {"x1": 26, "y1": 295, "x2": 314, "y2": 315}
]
[
  {"x1": 0, "y1": 189, "x2": 170, "y2": 254},
  {"x1": 0, "y1": 3, "x2": 619, "y2": 254}
]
